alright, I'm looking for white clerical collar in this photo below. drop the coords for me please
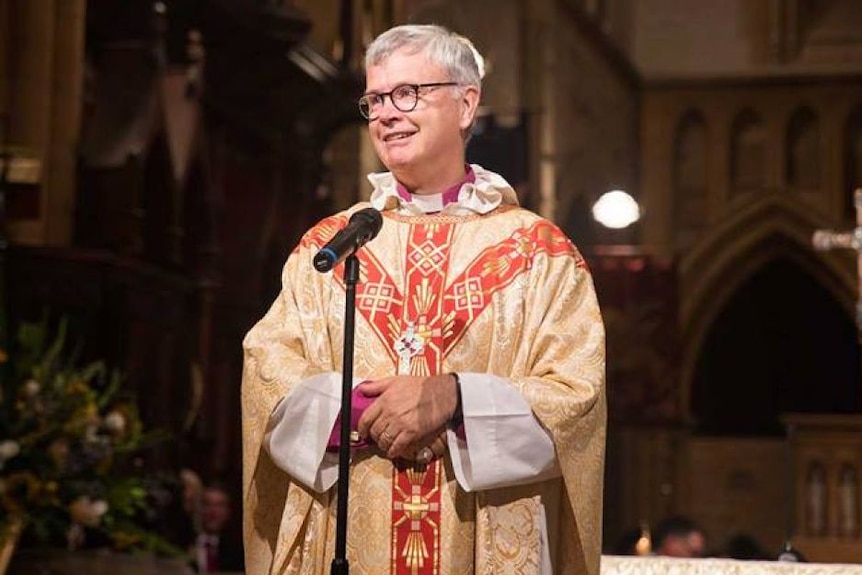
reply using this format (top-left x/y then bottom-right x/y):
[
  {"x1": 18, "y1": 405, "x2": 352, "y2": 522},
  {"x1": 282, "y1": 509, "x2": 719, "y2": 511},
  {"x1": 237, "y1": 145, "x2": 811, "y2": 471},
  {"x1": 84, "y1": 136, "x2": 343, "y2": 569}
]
[
  {"x1": 367, "y1": 164, "x2": 519, "y2": 215},
  {"x1": 407, "y1": 193, "x2": 447, "y2": 214}
]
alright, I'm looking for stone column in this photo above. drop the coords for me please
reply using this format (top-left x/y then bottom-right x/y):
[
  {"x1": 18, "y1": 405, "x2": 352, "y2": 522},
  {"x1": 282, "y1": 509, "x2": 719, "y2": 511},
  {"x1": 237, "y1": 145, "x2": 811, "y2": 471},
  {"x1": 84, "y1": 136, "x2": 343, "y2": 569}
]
[
  {"x1": 6, "y1": 0, "x2": 85, "y2": 246},
  {"x1": 44, "y1": 0, "x2": 86, "y2": 245},
  {"x1": 522, "y1": 0, "x2": 557, "y2": 221},
  {"x1": 6, "y1": 0, "x2": 54, "y2": 243}
]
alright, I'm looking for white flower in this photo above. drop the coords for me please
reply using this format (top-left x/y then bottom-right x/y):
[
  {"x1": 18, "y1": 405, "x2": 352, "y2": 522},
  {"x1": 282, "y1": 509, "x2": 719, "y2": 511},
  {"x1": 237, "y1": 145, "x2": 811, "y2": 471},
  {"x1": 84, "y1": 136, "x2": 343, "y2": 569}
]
[
  {"x1": 104, "y1": 411, "x2": 126, "y2": 434},
  {"x1": 23, "y1": 379, "x2": 40, "y2": 396},
  {"x1": 0, "y1": 440, "x2": 20, "y2": 461},
  {"x1": 69, "y1": 497, "x2": 109, "y2": 527},
  {"x1": 92, "y1": 500, "x2": 109, "y2": 516}
]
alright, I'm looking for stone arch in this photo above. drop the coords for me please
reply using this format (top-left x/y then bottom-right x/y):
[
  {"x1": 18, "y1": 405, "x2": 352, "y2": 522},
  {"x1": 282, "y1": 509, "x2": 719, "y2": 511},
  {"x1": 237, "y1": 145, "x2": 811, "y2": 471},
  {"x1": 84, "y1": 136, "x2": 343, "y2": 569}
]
[
  {"x1": 690, "y1": 255, "x2": 860, "y2": 434},
  {"x1": 786, "y1": 105, "x2": 821, "y2": 191},
  {"x1": 673, "y1": 109, "x2": 709, "y2": 253},
  {"x1": 678, "y1": 196, "x2": 857, "y2": 423},
  {"x1": 730, "y1": 108, "x2": 767, "y2": 194}
]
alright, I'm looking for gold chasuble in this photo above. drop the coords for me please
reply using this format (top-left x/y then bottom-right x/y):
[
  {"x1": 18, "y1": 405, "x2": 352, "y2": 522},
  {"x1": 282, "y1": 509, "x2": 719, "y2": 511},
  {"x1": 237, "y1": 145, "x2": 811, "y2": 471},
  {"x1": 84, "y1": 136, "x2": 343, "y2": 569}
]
[{"x1": 242, "y1": 193, "x2": 606, "y2": 575}]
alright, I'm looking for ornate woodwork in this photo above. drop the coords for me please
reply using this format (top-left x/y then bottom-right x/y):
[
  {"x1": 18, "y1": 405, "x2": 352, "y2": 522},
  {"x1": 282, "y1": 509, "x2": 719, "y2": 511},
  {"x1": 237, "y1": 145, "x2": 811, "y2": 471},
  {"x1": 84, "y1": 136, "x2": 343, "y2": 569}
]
[
  {"x1": 3, "y1": 0, "x2": 364, "y2": 483},
  {"x1": 785, "y1": 414, "x2": 862, "y2": 562}
]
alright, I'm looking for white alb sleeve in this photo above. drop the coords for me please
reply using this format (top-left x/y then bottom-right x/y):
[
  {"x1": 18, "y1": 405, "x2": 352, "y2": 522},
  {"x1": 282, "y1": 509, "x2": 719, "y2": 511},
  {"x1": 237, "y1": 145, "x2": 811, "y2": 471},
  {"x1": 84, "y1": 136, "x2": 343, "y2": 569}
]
[
  {"x1": 447, "y1": 372, "x2": 560, "y2": 491},
  {"x1": 264, "y1": 372, "x2": 363, "y2": 493}
]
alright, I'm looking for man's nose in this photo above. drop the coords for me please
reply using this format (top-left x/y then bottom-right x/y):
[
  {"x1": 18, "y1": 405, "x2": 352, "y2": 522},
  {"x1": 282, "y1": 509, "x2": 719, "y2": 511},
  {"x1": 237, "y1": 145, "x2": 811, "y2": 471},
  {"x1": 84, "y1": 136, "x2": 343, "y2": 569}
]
[{"x1": 376, "y1": 95, "x2": 402, "y2": 121}]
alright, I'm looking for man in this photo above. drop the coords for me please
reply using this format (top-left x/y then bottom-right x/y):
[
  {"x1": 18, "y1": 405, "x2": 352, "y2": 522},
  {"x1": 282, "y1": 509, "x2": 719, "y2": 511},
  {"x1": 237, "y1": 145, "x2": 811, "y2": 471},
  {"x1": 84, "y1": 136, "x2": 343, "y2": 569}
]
[
  {"x1": 192, "y1": 480, "x2": 245, "y2": 573},
  {"x1": 652, "y1": 515, "x2": 707, "y2": 558},
  {"x1": 242, "y1": 24, "x2": 606, "y2": 575}
]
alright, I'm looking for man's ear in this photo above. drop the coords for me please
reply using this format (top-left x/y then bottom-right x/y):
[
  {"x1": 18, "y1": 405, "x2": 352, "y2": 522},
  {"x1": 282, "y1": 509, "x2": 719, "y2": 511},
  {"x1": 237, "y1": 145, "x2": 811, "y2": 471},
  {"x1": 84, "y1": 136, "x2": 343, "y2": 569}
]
[{"x1": 459, "y1": 86, "x2": 481, "y2": 131}]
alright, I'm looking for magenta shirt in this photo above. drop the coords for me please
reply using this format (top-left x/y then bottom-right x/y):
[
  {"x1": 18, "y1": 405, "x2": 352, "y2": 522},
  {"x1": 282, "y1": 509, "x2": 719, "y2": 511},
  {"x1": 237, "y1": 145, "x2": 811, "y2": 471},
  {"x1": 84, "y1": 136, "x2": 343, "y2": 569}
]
[{"x1": 395, "y1": 165, "x2": 476, "y2": 210}]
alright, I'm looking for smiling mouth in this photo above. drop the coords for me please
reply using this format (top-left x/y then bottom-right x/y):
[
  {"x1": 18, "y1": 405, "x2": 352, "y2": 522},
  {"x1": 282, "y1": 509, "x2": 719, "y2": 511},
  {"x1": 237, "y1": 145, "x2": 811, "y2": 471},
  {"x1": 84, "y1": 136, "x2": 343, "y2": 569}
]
[{"x1": 383, "y1": 132, "x2": 413, "y2": 142}]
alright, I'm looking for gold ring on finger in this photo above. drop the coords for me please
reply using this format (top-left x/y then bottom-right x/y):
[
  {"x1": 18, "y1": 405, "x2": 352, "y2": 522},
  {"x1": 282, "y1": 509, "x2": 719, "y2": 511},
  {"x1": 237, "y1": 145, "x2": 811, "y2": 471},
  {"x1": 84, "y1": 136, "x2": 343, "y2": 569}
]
[{"x1": 417, "y1": 446, "x2": 434, "y2": 465}]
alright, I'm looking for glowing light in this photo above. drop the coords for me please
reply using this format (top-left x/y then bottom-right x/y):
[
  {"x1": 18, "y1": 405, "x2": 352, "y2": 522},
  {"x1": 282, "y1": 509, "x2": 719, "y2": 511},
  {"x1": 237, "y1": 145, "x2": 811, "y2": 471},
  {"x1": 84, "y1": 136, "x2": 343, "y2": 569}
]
[{"x1": 592, "y1": 190, "x2": 640, "y2": 229}]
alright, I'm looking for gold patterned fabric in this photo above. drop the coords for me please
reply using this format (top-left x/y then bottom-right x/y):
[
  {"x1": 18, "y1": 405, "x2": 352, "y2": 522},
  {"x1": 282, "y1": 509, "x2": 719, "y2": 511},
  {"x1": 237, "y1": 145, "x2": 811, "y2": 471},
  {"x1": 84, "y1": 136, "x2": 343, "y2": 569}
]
[{"x1": 241, "y1": 193, "x2": 606, "y2": 575}]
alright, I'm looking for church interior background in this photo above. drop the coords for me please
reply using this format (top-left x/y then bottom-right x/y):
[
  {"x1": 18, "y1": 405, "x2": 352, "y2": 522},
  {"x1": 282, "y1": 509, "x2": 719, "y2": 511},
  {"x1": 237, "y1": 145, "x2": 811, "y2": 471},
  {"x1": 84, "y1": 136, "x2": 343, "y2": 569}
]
[{"x1": 3, "y1": 0, "x2": 862, "y2": 564}]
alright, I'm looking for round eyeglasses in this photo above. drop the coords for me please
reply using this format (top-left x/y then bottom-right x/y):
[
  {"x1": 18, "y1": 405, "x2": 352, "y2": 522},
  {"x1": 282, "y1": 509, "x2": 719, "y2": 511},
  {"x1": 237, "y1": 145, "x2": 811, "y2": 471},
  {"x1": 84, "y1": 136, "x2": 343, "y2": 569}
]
[{"x1": 358, "y1": 82, "x2": 460, "y2": 120}]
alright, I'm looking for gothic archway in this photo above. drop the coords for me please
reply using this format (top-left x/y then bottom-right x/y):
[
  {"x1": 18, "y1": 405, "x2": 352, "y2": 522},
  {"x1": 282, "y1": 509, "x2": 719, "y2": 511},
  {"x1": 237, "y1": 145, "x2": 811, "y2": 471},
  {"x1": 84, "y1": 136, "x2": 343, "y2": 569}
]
[
  {"x1": 678, "y1": 196, "x2": 857, "y2": 422},
  {"x1": 691, "y1": 254, "x2": 861, "y2": 436}
]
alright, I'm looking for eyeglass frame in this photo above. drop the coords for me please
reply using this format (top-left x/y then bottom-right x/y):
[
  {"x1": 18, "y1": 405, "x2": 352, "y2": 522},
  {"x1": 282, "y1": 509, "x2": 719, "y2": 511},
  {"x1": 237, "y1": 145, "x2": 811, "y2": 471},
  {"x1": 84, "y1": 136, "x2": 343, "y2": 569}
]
[{"x1": 358, "y1": 82, "x2": 461, "y2": 120}]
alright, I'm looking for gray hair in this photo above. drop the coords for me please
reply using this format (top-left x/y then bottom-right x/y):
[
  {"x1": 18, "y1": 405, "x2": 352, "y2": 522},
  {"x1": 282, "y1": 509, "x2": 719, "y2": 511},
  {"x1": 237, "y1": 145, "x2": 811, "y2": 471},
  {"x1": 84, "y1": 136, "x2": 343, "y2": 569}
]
[{"x1": 365, "y1": 24, "x2": 484, "y2": 90}]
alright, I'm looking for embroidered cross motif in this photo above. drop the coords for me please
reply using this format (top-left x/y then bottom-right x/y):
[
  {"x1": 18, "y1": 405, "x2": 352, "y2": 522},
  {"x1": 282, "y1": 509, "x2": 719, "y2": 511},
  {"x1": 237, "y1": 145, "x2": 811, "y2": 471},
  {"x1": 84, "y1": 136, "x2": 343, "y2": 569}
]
[
  {"x1": 394, "y1": 322, "x2": 425, "y2": 375},
  {"x1": 393, "y1": 470, "x2": 441, "y2": 573},
  {"x1": 394, "y1": 487, "x2": 438, "y2": 528},
  {"x1": 408, "y1": 239, "x2": 448, "y2": 274},
  {"x1": 452, "y1": 277, "x2": 484, "y2": 311},
  {"x1": 357, "y1": 281, "x2": 399, "y2": 318}
]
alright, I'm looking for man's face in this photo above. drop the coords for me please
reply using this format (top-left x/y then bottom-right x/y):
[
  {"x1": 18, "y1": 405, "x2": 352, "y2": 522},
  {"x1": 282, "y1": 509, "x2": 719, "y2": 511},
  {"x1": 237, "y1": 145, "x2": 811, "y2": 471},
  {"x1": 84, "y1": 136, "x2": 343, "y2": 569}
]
[
  {"x1": 661, "y1": 531, "x2": 706, "y2": 557},
  {"x1": 200, "y1": 488, "x2": 231, "y2": 534},
  {"x1": 364, "y1": 49, "x2": 478, "y2": 189}
]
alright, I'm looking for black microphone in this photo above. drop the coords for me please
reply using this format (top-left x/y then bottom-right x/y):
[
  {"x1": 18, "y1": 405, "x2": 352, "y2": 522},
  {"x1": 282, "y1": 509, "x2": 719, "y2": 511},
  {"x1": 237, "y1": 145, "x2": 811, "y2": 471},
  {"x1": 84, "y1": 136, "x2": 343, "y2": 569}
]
[{"x1": 313, "y1": 207, "x2": 383, "y2": 273}]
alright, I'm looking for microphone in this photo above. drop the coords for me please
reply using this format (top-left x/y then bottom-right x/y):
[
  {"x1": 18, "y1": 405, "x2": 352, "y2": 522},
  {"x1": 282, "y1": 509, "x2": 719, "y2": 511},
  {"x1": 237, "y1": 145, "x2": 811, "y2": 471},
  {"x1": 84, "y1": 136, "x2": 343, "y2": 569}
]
[{"x1": 313, "y1": 207, "x2": 383, "y2": 273}]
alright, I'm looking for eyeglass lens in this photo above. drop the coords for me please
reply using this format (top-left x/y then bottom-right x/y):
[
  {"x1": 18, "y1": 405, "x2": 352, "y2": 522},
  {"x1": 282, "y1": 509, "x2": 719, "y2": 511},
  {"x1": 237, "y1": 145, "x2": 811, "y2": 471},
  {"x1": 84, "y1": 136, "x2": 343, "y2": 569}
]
[{"x1": 359, "y1": 85, "x2": 419, "y2": 119}]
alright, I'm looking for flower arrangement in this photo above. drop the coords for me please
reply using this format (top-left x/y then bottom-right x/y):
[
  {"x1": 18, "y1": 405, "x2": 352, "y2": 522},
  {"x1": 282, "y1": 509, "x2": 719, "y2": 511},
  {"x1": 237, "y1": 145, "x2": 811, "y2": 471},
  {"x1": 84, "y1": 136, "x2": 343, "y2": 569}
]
[{"x1": 0, "y1": 316, "x2": 181, "y2": 557}]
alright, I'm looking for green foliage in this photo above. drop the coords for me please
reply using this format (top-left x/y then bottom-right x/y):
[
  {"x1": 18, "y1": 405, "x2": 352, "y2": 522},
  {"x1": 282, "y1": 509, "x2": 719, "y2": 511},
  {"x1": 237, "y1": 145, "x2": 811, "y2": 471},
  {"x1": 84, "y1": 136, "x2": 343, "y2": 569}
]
[{"x1": 0, "y1": 316, "x2": 181, "y2": 557}]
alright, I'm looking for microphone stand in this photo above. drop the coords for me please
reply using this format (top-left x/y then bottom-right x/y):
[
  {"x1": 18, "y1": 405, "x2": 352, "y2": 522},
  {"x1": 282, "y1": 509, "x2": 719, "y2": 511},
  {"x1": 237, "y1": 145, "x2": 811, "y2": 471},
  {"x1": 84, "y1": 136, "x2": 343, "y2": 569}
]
[{"x1": 331, "y1": 252, "x2": 359, "y2": 575}]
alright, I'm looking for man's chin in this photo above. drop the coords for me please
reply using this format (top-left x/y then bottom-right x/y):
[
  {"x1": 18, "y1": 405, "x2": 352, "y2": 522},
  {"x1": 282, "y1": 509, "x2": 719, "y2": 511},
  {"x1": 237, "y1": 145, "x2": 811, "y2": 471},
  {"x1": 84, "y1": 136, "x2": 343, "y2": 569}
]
[{"x1": 383, "y1": 154, "x2": 417, "y2": 173}]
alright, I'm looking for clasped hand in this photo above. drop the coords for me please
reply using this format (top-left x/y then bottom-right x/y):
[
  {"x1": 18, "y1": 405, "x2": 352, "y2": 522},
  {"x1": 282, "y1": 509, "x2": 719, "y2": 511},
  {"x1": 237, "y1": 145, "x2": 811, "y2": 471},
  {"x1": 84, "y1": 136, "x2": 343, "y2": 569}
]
[{"x1": 356, "y1": 373, "x2": 458, "y2": 460}]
